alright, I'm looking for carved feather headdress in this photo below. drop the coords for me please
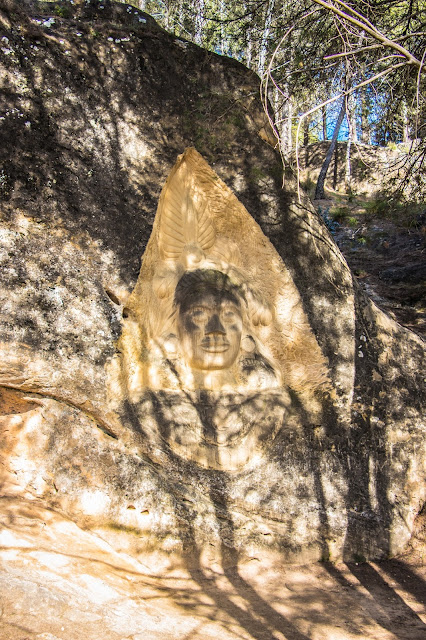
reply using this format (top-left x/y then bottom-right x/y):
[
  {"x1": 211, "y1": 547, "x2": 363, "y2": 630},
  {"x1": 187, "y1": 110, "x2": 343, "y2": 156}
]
[{"x1": 152, "y1": 149, "x2": 272, "y2": 329}]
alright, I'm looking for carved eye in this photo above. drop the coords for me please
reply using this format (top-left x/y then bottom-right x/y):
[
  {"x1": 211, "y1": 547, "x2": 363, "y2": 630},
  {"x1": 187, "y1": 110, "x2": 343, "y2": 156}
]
[
  {"x1": 221, "y1": 306, "x2": 240, "y2": 322},
  {"x1": 189, "y1": 307, "x2": 208, "y2": 322}
]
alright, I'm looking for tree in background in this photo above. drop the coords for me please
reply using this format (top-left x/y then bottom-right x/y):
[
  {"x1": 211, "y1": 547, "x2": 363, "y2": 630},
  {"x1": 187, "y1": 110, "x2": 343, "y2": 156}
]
[
  {"x1": 80, "y1": 0, "x2": 426, "y2": 201},
  {"x1": 306, "y1": 0, "x2": 426, "y2": 200}
]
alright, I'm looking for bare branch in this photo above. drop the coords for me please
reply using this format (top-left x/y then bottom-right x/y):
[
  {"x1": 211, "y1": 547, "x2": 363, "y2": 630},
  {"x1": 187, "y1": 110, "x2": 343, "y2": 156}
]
[
  {"x1": 310, "y1": 0, "x2": 425, "y2": 70},
  {"x1": 395, "y1": 31, "x2": 426, "y2": 42},
  {"x1": 324, "y1": 44, "x2": 382, "y2": 60},
  {"x1": 331, "y1": 0, "x2": 379, "y2": 32}
]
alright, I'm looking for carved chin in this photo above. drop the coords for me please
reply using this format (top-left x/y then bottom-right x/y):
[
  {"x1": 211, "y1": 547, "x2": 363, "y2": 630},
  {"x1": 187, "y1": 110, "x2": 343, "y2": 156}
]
[
  {"x1": 188, "y1": 348, "x2": 238, "y2": 371},
  {"x1": 192, "y1": 356, "x2": 232, "y2": 370}
]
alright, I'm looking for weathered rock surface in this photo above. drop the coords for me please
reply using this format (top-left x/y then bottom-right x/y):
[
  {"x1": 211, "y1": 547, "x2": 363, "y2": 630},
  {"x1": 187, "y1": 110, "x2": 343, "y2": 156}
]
[{"x1": 0, "y1": 2, "x2": 425, "y2": 638}]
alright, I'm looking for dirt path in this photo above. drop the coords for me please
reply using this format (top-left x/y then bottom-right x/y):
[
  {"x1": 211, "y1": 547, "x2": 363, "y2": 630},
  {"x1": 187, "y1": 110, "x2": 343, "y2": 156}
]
[{"x1": 315, "y1": 199, "x2": 426, "y2": 337}]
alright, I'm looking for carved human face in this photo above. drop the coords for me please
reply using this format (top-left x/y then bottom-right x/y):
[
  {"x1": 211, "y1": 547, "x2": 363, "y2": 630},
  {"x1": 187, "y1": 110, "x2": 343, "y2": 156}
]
[{"x1": 177, "y1": 289, "x2": 243, "y2": 371}]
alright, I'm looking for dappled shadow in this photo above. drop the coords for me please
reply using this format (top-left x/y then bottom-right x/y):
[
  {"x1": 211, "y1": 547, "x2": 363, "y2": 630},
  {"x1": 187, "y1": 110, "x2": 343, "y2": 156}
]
[
  {"x1": 120, "y1": 383, "x2": 426, "y2": 639},
  {"x1": 120, "y1": 388, "x2": 314, "y2": 638},
  {"x1": 1, "y1": 12, "x2": 160, "y2": 284},
  {"x1": 1, "y1": 2, "x2": 266, "y2": 286},
  {"x1": 114, "y1": 138, "x2": 425, "y2": 633},
  {"x1": 239, "y1": 134, "x2": 425, "y2": 565},
  {"x1": 1, "y1": 491, "x2": 425, "y2": 639},
  {"x1": 1, "y1": 3, "x2": 279, "y2": 382},
  {"x1": 206, "y1": 481, "x2": 312, "y2": 640},
  {"x1": 348, "y1": 562, "x2": 426, "y2": 636}
]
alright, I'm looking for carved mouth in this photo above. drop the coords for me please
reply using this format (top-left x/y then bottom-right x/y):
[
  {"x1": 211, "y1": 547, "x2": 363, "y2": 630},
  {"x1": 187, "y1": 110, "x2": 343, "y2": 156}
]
[{"x1": 201, "y1": 338, "x2": 230, "y2": 352}]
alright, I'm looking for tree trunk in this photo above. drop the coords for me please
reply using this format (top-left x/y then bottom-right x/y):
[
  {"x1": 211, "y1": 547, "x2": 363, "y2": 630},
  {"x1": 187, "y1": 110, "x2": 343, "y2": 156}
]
[
  {"x1": 219, "y1": 0, "x2": 225, "y2": 55},
  {"x1": 314, "y1": 99, "x2": 346, "y2": 199},
  {"x1": 345, "y1": 139, "x2": 352, "y2": 190},
  {"x1": 345, "y1": 94, "x2": 356, "y2": 189},
  {"x1": 257, "y1": 0, "x2": 275, "y2": 76},
  {"x1": 350, "y1": 98, "x2": 357, "y2": 144},
  {"x1": 322, "y1": 106, "x2": 327, "y2": 140},
  {"x1": 273, "y1": 86, "x2": 284, "y2": 155},
  {"x1": 360, "y1": 90, "x2": 370, "y2": 144},
  {"x1": 194, "y1": 0, "x2": 204, "y2": 45},
  {"x1": 332, "y1": 144, "x2": 339, "y2": 190},
  {"x1": 286, "y1": 94, "x2": 293, "y2": 155},
  {"x1": 402, "y1": 99, "x2": 410, "y2": 144},
  {"x1": 359, "y1": 61, "x2": 371, "y2": 145},
  {"x1": 304, "y1": 117, "x2": 310, "y2": 167},
  {"x1": 303, "y1": 117, "x2": 309, "y2": 146},
  {"x1": 245, "y1": 30, "x2": 252, "y2": 68}
]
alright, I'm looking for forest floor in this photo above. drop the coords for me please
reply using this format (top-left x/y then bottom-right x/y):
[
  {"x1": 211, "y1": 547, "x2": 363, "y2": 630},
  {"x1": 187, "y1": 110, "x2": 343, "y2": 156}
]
[{"x1": 313, "y1": 192, "x2": 426, "y2": 337}]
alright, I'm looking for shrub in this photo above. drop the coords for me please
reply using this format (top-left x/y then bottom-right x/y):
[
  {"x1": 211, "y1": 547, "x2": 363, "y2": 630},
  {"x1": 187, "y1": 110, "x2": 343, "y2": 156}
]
[
  {"x1": 364, "y1": 196, "x2": 423, "y2": 227},
  {"x1": 364, "y1": 198, "x2": 391, "y2": 217},
  {"x1": 53, "y1": 3, "x2": 73, "y2": 19},
  {"x1": 330, "y1": 206, "x2": 351, "y2": 223}
]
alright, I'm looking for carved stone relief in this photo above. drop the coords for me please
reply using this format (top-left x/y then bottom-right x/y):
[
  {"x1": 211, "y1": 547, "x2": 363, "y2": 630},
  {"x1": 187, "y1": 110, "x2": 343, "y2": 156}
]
[{"x1": 116, "y1": 148, "x2": 329, "y2": 470}]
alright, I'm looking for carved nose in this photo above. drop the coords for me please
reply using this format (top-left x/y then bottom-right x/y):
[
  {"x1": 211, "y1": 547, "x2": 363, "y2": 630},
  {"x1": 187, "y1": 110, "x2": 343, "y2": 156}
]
[{"x1": 205, "y1": 314, "x2": 226, "y2": 335}]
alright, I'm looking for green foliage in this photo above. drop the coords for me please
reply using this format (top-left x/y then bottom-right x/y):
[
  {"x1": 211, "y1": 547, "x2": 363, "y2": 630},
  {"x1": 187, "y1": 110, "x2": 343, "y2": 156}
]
[
  {"x1": 106, "y1": 1, "x2": 426, "y2": 201},
  {"x1": 249, "y1": 165, "x2": 268, "y2": 183},
  {"x1": 301, "y1": 176, "x2": 316, "y2": 197},
  {"x1": 329, "y1": 207, "x2": 360, "y2": 228},
  {"x1": 363, "y1": 196, "x2": 422, "y2": 226},
  {"x1": 329, "y1": 206, "x2": 351, "y2": 223},
  {"x1": 52, "y1": 2, "x2": 73, "y2": 19},
  {"x1": 364, "y1": 198, "x2": 392, "y2": 218}
]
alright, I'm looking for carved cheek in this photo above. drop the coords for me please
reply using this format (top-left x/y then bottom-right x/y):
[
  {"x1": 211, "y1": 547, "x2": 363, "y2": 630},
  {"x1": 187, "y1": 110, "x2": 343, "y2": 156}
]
[
  {"x1": 228, "y1": 322, "x2": 242, "y2": 340},
  {"x1": 184, "y1": 316, "x2": 201, "y2": 334}
]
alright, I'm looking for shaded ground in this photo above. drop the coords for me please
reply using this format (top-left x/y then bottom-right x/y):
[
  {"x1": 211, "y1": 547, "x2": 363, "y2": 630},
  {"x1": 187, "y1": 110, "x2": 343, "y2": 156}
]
[
  {"x1": 0, "y1": 495, "x2": 425, "y2": 640},
  {"x1": 316, "y1": 198, "x2": 426, "y2": 337}
]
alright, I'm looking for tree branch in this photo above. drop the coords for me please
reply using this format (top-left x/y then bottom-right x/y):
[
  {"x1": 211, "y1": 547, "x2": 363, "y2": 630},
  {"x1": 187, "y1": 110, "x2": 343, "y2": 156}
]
[{"x1": 310, "y1": 0, "x2": 425, "y2": 70}]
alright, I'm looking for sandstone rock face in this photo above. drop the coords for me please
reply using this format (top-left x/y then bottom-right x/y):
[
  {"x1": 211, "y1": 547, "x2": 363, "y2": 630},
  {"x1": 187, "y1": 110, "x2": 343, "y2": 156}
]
[{"x1": 0, "y1": 4, "x2": 424, "y2": 637}]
